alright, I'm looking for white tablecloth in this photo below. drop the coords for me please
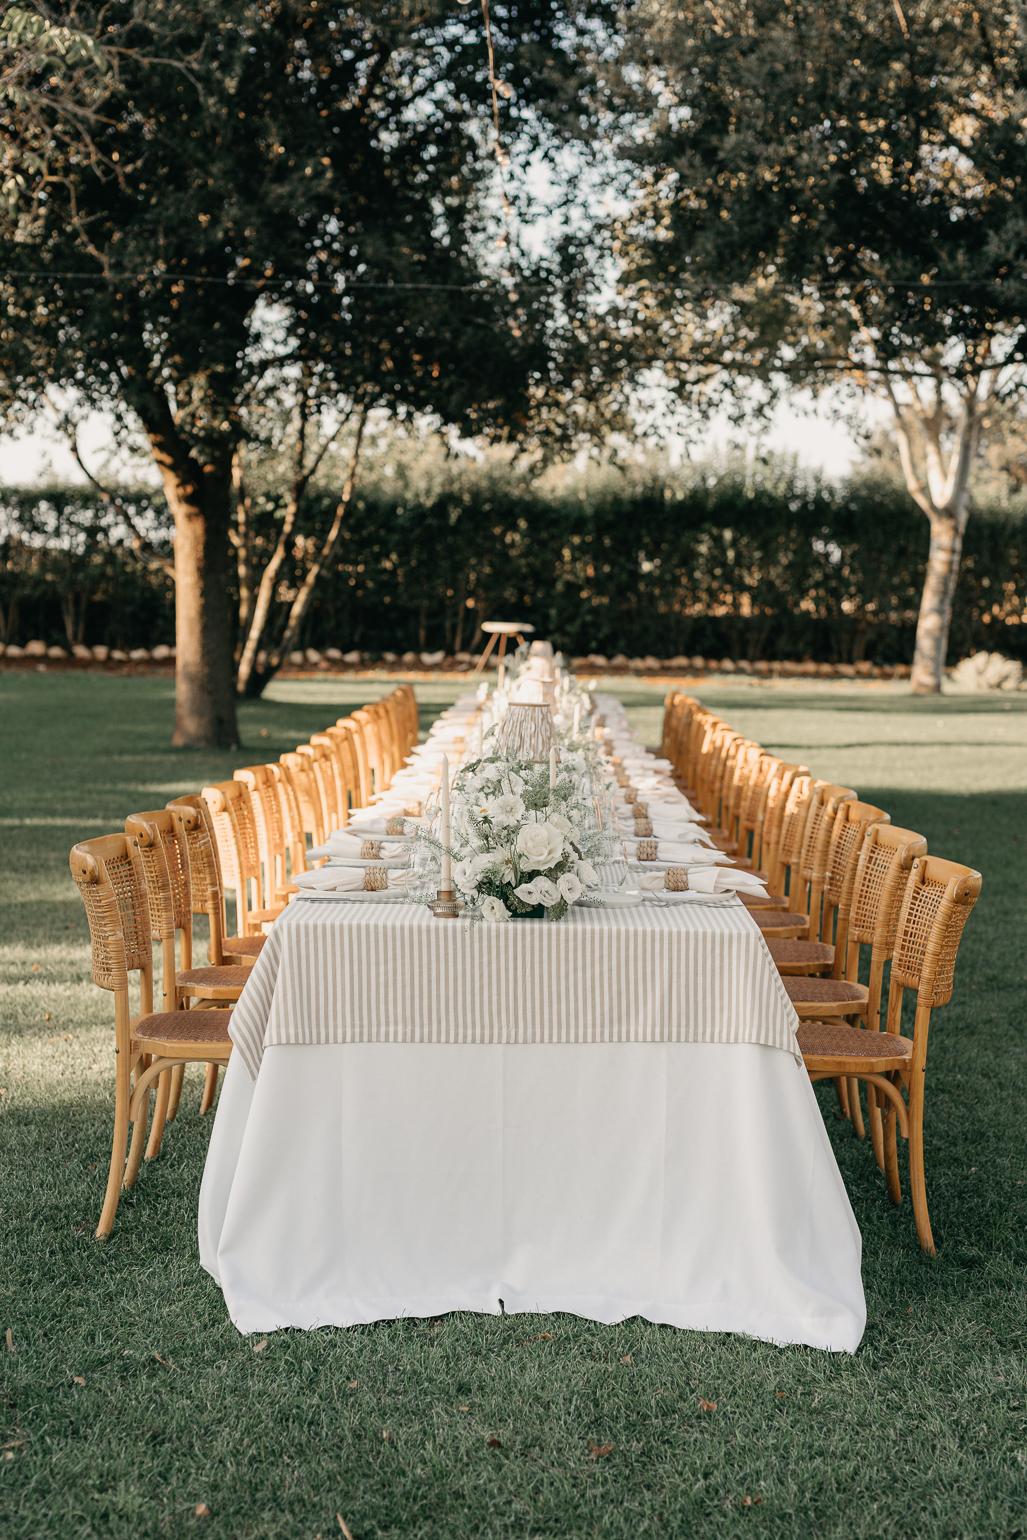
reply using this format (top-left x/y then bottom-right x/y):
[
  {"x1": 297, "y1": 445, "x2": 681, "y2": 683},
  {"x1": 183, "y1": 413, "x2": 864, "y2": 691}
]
[{"x1": 199, "y1": 1040, "x2": 865, "y2": 1351}]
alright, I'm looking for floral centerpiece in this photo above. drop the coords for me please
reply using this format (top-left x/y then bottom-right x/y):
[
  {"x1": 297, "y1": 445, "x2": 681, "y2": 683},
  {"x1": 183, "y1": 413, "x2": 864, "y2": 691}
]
[{"x1": 414, "y1": 750, "x2": 615, "y2": 922}]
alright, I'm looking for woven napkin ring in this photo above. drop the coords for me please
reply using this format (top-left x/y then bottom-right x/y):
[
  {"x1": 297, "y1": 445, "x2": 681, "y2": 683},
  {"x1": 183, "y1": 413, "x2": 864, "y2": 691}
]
[
  {"x1": 363, "y1": 865, "x2": 389, "y2": 891},
  {"x1": 633, "y1": 817, "x2": 653, "y2": 837},
  {"x1": 636, "y1": 838, "x2": 658, "y2": 862},
  {"x1": 360, "y1": 839, "x2": 382, "y2": 860},
  {"x1": 624, "y1": 788, "x2": 637, "y2": 804},
  {"x1": 665, "y1": 867, "x2": 688, "y2": 891},
  {"x1": 385, "y1": 817, "x2": 406, "y2": 836},
  {"x1": 404, "y1": 801, "x2": 422, "y2": 817},
  {"x1": 633, "y1": 799, "x2": 647, "y2": 815}
]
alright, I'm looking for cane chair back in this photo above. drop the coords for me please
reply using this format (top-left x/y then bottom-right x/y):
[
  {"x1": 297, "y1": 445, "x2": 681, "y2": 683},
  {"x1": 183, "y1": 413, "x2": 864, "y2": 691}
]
[
  {"x1": 264, "y1": 762, "x2": 307, "y2": 880},
  {"x1": 352, "y1": 707, "x2": 388, "y2": 794},
  {"x1": 796, "y1": 783, "x2": 858, "y2": 934},
  {"x1": 821, "y1": 800, "x2": 890, "y2": 965},
  {"x1": 660, "y1": 692, "x2": 684, "y2": 760},
  {"x1": 889, "y1": 856, "x2": 981, "y2": 1009},
  {"x1": 297, "y1": 741, "x2": 342, "y2": 834},
  {"x1": 724, "y1": 742, "x2": 763, "y2": 844},
  {"x1": 126, "y1": 810, "x2": 250, "y2": 1016},
  {"x1": 373, "y1": 697, "x2": 401, "y2": 783},
  {"x1": 165, "y1": 798, "x2": 231, "y2": 965},
  {"x1": 235, "y1": 764, "x2": 287, "y2": 901},
  {"x1": 310, "y1": 731, "x2": 354, "y2": 824},
  {"x1": 202, "y1": 779, "x2": 275, "y2": 936},
  {"x1": 280, "y1": 751, "x2": 326, "y2": 847},
  {"x1": 757, "y1": 762, "x2": 804, "y2": 881},
  {"x1": 337, "y1": 715, "x2": 373, "y2": 806},
  {"x1": 70, "y1": 834, "x2": 233, "y2": 1238},
  {"x1": 771, "y1": 774, "x2": 814, "y2": 896},
  {"x1": 735, "y1": 753, "x2": 778, "y2": 865},
  {"x1": 325, "y1": 725, "x2": 363, "y2": 813}
]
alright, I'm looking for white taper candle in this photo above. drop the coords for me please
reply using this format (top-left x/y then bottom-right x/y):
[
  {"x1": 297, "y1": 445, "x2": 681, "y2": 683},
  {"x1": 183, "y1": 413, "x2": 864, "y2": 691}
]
[
  {"x1": 573, "y1": 702, "x2": 581, "y2": 737},
  {"x1": 440, "y1": 755, "x2": 452, "y2": 887},
  {"x1": 549, "y1": 745, "x2": 557, "y2": 791}
]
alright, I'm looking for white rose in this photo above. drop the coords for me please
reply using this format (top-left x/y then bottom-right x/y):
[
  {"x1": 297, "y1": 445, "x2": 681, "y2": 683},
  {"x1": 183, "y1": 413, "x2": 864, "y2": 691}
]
[
  {"x1": 480, "y1": 895, "x2": 510, "y2": 923},
  {"x1": 471, "y1": 852, "x2": 497, "y2": 879},
  {"x1": 548, "y1": 811, "x2": 572, "y2": 834},
  {"x1": 506, "y1": 772, "x2": 525, "y2": 795},
  {"x1": 576, "y1": 860, "x2": 599, "y2": 888},
  {"x1": 487, "y1": 792, "x2": 525, "y2": 826},
  {"x1": 452, "y1": 858, "x2": 479, "y2": 894},
  {"x1": 557, "y1": 871, "x2": 582, "y2": 904},
  {"x1": 514, "y1": 880, "x2": 541, "y2": 905},
  {"x1": 534, "y1": 876, "x2": 559, "y2": 906},
  {"x1": 516, "y1": 821, "x2": 565, "y2": 871}
]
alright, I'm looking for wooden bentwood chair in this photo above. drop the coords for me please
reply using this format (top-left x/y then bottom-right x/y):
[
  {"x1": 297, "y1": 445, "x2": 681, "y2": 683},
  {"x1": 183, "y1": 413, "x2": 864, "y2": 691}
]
[
  {"x1": 798, "y1": 856, "x2": 981, "y2": 1254},
  {"x1": 70, "y1": 835, "x2": 233, "y2": 1239}
]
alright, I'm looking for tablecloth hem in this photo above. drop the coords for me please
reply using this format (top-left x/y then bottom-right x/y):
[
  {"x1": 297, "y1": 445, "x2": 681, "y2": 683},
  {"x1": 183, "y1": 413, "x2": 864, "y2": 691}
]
[{"x1": 217, "y1": 1290, "x2": 864, "y2": 1353}]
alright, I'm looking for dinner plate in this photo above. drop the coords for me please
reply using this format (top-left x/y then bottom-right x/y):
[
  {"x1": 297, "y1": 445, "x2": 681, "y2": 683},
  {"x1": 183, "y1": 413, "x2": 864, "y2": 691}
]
[
  {"x1": 639, "y1": 890, "x2": 741, "y2": 905},
  {"x1": 293, "y1": 889, "x2": 413, "y2": 903},
  {"x1": 580, "y1": 889, "x2": 644, "y2": 908}
]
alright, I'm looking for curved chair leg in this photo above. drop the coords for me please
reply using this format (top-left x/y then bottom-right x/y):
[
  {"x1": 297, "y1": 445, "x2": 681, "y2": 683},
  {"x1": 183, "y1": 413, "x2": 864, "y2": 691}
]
[
  {"x1": 199, "y1": 1062, "x2": 220, "y2": 1116},
  {"x1": 882, "y1": 1103, "x2": 902, "y2": 1206},
  {"x1": 145, "y1": 1069, "x2": 172, "y2": 1161},
  {"x1": 124, "y1": 1085, "x2": 151, "y2": 1190},
  {"x1": 865, "y1": 1082, "x2": 885, "y2": 1171},
  {"x1": 834, "y1": 1077, "x2": 851, "y2": 1119},
  {"x1": 907, "y1": 1075, "x2": 936, "y2": 1255},
  {"x1": 166, "y1": 1063, "x2": 185, "y2": 1122},
  {"x1": 96, "y1": 1061, "x2": 131, "y2": 1240},
  {"x1": 848, "y1": 1077, "x2": 866, "y2": 1139}
]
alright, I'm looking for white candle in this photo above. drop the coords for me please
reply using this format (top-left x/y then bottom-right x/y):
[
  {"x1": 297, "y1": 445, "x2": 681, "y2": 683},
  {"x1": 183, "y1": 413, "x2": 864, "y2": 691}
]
[
  {"x1": 473, "y1": 719, "x2": 483, "y2": 758},
  {"x1": 440, "y1": 755, "x2": 452, "y2": 888},
  {"x1": 549, "y1": 745, "x2": 557, "y2": 791},
  {"x1": 573, "y1": 702, "x2": 581, "y2": 737}
]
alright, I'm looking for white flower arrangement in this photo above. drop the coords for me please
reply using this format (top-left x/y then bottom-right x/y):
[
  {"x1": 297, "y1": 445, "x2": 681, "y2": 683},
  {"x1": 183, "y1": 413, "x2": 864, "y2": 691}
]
[{"x1": 414, "y1": 751, "x2": 616, "y2": 922}]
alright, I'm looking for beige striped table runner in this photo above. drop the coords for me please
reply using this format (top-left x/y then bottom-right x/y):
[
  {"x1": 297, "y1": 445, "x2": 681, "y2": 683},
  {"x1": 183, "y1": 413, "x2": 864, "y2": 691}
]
[{"x1": 229, "y1": 902, "x2": 801, "y2": 1079}]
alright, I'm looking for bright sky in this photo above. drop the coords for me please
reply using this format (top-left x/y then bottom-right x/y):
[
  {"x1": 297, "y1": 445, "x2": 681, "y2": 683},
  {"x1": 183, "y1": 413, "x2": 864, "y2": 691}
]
[{"x1": 0, "y1": 391, "x2": 885, "y2": 487}]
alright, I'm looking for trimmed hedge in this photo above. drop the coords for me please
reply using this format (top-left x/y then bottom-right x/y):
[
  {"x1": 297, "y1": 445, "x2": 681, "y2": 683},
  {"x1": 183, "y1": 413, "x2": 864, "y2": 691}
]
[{"x1": 1, "y1": 457, "x2": 1024, "y2": 663}]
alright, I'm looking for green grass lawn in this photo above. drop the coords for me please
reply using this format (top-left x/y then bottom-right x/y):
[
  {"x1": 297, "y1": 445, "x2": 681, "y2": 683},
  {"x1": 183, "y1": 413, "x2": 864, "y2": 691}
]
[{"x1": 1, "y1": 672, "x2": 1025, "y2": 1540}]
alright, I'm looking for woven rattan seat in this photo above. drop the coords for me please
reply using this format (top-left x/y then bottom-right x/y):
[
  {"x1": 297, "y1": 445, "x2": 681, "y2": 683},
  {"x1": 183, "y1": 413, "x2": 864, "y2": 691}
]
[
  {"x1": 795, "y1": 1021, "x2": 912, "y2": 1062},
  {"x1": 748, "y1": 910, "x2": 809, "y2": 939},
  {"x1": 134, "y1": 1011, "x2": 234, "y2": 1045},
  {"x1": 739, "y1": 893, "x2": 789, "y2": 909},
  {"x1": 222, "y1": 935, "x2": 266, "y2": 958},
  {"x1": 783, "y1": 976, "x2": 866, "y2": 1004},
  {"x1": 176, "y1": 966, "x2": 252, "y2": 990},
  {"x1": 766, "y1": 938, "x2": 834, "y2": 975}
]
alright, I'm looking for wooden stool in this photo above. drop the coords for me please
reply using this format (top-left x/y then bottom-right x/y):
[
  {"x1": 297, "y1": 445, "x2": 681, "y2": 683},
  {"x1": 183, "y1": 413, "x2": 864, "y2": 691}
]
[{"x1": 472, "y1": 621, "x2": 536, "y2": 674}]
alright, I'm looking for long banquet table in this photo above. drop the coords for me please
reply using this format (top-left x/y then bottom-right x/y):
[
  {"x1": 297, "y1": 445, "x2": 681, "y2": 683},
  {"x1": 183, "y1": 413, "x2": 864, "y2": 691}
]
[{"x1": 198, "y1": 897, "x2": 866, "y2": 1352}]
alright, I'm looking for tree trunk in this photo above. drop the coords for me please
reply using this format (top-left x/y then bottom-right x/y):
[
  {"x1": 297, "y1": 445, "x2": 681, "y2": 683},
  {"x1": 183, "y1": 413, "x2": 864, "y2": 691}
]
[
  {"x1": 231, "y1": 449, "x2": 255, "y2": 637},
  {"x1": 909, "y1": 513, "x2": 966, "y2": 695},
  {"x1": 133, "y1": 385, "x2": 241, "y2": 746},
  {"x1": 888, "y1": 381, "x2": 983, "y2": 696},
  {"x1": 242, "y1": 404, "x2": 369, "y2": 698},
  {"x1": 166, "y1": 456, "x2": 240, "y2": 746}
]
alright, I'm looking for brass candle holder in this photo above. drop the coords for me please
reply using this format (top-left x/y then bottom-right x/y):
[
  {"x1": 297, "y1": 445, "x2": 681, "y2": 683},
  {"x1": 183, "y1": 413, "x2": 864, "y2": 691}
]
[{"x1": 428, "y1": 886, "x2": 463, "y2": 919}]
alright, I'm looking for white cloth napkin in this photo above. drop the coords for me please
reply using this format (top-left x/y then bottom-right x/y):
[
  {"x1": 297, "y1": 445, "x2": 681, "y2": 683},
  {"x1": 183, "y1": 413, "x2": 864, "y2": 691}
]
[
  {"x1": 624, "y1": 840, "x2": 732, "y2": 865},
  {"x1": 636, "y1": 866, "x2": 767, "y2": 896},
  {"x1": 307, "y1": 832, "x2": 410, "y2": 861},
  {"x1": 618, "y1": 818, "x2": 715, "y2": 846},
  {"x1": 329, "y1": 815, "x2": 417, "y2": 837},
  {"x1": 292, "y1": 866, "x2": 418, "y2": 893},
  {"x1": 643, "y1": 798, "x2": 705, "y2": 823}
]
